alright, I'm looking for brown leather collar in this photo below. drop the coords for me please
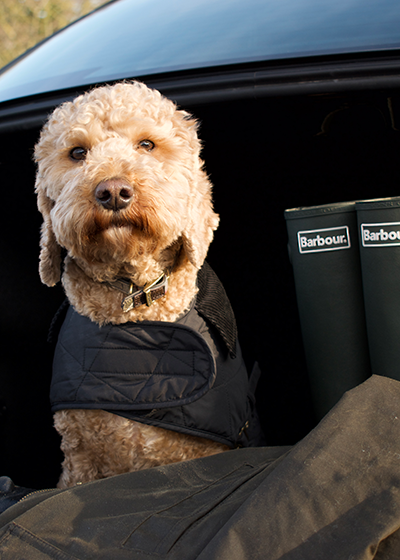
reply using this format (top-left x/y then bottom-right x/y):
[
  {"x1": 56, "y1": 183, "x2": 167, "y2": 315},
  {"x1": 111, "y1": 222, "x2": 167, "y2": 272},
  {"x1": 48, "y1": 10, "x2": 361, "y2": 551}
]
[{"x1": 106, "y1": 271, "x2": 170, "y2": 312}]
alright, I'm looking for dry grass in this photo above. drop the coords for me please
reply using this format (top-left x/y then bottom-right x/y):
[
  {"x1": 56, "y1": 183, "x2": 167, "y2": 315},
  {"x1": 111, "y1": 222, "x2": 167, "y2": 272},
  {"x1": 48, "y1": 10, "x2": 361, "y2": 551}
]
[{"x1": 0, "y1": 0, "x2": 109, "y2": 69}]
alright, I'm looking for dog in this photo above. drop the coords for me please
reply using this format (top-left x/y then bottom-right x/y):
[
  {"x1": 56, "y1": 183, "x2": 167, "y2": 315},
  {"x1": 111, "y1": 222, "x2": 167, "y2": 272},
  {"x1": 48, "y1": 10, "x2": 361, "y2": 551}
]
[{"x1": 34, "y1": 82, "x2": 263, "y2": 488}]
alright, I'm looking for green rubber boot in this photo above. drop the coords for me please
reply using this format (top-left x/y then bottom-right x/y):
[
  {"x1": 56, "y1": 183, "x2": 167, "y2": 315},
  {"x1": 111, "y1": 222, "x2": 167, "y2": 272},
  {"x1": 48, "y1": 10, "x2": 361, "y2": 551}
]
[
  {"x1": 356, "y1": 197, "x2": 400, "y2": 381},
  {"x1": 285, "y1": 201, "x2": 371, "y2": 419}
]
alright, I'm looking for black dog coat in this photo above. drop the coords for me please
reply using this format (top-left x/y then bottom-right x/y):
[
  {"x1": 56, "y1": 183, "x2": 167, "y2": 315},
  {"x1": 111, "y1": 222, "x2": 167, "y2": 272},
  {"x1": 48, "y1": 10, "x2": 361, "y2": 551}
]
[{"x1": 50, "y1": 263, "x2": 264, "y2": 448}]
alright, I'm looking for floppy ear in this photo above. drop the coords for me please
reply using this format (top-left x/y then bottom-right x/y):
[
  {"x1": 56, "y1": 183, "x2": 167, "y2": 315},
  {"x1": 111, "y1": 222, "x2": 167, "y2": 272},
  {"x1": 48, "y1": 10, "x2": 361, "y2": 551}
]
[
  {"x1": 36, "y1": 188, "x2": 62, "y2": 287},
  {"x1": 182, "y1": 170, "x2": 219, "y2": 269}
]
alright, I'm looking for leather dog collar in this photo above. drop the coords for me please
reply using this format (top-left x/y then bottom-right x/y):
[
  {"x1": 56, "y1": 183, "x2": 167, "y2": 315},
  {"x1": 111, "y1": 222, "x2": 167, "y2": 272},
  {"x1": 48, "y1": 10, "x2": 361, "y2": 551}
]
[{"x1": 106, "y1": 271, "x2": 170, "y2": 312}]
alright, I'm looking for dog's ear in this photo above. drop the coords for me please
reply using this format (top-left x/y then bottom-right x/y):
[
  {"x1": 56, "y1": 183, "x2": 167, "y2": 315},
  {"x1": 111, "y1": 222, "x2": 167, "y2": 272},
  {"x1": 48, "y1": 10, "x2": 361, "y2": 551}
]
[
  {"x1": 182, "y1": 172, "x2": 219, "y2": 269},
  {"x1": 174, "y1": 112, "x2": 219, "y2": 268},
  {"x1": 36, "y1": 188, "x2": 62, "y2": 287}
]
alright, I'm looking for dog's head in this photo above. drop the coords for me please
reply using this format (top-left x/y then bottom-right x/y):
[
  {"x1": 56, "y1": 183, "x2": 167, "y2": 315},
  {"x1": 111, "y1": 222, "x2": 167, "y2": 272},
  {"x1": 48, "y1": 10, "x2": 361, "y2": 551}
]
[{"x1": 34, "y1": 82, "x2": 219, "y2": 286}]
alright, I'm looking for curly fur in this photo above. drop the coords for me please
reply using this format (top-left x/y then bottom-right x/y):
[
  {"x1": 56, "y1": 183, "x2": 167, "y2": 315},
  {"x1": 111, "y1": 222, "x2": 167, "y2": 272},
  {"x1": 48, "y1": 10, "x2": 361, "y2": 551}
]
[{"x1": 34, "y1": 82, "x2": 227, "y2": 489}]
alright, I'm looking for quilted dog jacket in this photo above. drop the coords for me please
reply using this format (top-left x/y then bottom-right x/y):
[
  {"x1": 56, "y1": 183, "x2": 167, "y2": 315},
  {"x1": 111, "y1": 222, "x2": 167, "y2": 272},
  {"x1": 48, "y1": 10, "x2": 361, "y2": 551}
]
[{"x1": 50, "y1": 263, "x2": 264, "y2": 448}]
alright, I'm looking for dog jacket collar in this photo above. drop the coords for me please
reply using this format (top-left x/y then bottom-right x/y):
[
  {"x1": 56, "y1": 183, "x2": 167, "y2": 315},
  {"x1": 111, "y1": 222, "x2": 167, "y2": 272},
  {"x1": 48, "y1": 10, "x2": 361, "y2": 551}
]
[
  {"x1": 103, "y1": 261, "x2": 238, "y2": 356},
  {"x1": 50, "y1": 263, "x2": 265, "y2": 448}
]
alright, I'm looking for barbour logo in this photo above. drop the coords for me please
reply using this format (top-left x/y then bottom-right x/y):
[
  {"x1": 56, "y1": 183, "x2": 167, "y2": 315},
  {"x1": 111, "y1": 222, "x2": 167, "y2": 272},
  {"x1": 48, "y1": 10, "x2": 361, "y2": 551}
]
[
  {"x1": 297, "y1": 226, "x2": 351, "y2": 254},
  {"x1": 361, "y1": 222, "x2": 400, "y2": 247}
]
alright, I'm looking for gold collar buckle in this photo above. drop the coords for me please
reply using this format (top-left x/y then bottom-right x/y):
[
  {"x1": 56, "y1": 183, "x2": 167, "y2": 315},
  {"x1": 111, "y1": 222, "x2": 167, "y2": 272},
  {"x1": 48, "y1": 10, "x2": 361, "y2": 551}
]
[
  {"x1": 143, "y1": 271, "x2": 169, "y2": 307},
  {"x1": 117, "y1": 270, "x2": 170, "y2": 312}
]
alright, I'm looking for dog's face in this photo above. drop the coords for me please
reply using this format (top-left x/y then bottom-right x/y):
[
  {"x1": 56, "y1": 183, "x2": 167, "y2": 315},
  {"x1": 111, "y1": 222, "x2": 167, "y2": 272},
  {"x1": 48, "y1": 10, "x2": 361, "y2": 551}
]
[{"x1": 34, "y1": 82, "x2": 219, "y2": 286}]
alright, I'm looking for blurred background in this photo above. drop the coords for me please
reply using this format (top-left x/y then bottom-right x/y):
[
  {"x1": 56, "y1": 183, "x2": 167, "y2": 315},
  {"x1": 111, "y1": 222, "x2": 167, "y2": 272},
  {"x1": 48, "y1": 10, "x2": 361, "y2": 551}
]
[{"x1": 0, "y1": 0, "x2": 109, "y2": 69}]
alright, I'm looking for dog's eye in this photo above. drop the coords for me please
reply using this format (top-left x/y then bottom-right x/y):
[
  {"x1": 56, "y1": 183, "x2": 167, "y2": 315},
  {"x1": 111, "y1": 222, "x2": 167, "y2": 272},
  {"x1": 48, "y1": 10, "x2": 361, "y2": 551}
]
[
  {"x1": 69, "y1": 147, "x2": 87, "y2": 161},
  {"x1": 138, "y1": 140, "x2": 155, "y2": 152}
]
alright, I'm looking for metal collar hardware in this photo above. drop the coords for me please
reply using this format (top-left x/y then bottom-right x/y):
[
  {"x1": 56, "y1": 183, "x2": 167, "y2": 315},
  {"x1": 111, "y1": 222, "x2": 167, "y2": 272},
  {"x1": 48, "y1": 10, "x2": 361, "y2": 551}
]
[{"x1": 106, "y1": 271, "x2": 170, "y2": 312}]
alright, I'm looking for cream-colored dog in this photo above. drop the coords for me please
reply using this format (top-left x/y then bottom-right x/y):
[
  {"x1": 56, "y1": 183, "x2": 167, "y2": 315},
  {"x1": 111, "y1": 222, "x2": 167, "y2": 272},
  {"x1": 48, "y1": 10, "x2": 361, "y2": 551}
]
[{"x1": 35, "y1": 82, "x2": 259, "y2": 488}]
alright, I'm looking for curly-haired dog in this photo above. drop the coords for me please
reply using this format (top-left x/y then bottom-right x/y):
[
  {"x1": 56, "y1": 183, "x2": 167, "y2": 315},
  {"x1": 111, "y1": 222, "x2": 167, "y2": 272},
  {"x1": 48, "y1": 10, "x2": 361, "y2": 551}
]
[{"x1": 34, "y1": 82, "x2": 263, "y2": 488}]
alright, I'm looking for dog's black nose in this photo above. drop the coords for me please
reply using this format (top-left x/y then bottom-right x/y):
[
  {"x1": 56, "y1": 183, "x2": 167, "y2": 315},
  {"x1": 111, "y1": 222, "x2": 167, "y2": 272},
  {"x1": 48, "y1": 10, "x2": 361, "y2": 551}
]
[{"x1": 95, "y1": 179, "x2": 134, "y2": 211}]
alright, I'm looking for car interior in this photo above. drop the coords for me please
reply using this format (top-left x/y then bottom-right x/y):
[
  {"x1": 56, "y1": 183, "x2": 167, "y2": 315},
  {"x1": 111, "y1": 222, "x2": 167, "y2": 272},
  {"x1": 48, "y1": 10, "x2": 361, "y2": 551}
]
[{"x1": 1, "y1": 78, "x2": 400, "y2": 489}]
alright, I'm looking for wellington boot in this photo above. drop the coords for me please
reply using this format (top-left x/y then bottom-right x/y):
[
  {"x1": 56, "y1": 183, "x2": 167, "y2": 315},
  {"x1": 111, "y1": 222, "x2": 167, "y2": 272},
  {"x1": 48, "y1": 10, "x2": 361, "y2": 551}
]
[{"x1": 285, "y1": 201, "x2": 371, "y2": 418}]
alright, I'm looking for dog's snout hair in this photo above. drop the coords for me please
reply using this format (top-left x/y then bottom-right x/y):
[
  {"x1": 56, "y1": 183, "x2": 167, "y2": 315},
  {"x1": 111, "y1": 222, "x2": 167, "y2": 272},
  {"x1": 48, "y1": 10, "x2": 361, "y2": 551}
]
[{"x1": 95, "y1": 178, "x2": 134, "y2": 211}]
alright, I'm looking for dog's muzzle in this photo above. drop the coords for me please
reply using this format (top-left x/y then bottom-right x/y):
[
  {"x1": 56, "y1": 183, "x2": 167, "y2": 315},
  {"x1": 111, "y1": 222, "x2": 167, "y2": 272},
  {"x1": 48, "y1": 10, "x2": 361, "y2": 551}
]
[{"x1": 95, "y1": 178, "x2": 133, "y2": 211}]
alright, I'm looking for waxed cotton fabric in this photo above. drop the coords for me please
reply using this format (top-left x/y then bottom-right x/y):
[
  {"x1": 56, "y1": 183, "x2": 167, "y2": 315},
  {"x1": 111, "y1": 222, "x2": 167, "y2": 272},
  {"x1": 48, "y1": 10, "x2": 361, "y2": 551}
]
[{"x1": 1, "y1": 375, "x2": 400, "y2": 559}]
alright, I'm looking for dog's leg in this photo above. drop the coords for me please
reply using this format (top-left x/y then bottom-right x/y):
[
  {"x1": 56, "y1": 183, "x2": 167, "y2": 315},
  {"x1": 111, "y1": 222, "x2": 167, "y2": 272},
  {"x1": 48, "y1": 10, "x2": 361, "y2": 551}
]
[
  {"x1": 55, "y1": 409, "x2": 148, "y2": 488},
  {"x1": 54, "y1": 409, "x2": 229, "y2": 488}
]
